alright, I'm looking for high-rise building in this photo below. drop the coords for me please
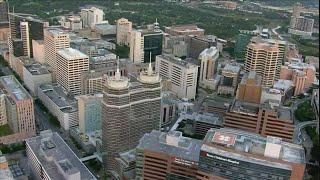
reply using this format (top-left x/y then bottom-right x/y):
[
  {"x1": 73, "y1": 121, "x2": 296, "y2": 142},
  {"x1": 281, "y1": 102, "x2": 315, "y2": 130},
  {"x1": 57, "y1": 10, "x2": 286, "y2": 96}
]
[
  {"x1": 289, "y1": 3, "x2": 314, "y2": 37},
  {"x1": 32, "y1": 40, "x2": 45, "y2": 64},
  {"x1": 245, "y1": 38, "x2": 286, "y2": 87},
  {"x1": 136, "y1": 130, "x2": 202, "y2": 180},
  {"x1": 19, "y1": 21, "x2": 30, "y2": 57},
  {"x1": 77, "y1": 94, "x2": 102, "y2": 134},
  {"x1": 102, "y1": 59, "x2": 161, "y2": 172},
  {"x1": 217, "y1": 64, "x2": 240, "y2": 96},
  {"x1": 199, "y1": 47, "x2": 219, "y2": 88},
  {"x1": 0, "y1": 75, "x2": 35, "y2": 142},
  {"x1": 188, "y1": 35, "x2": 218, "y2": 59},
  {"x1": 155, "y1": 54, "x2": 198, "y2": 99},
  {"x1": 130, "y1": 28, "x2": 163, "y2": 63},
  {"x1": 225, "y1": 100, "x2": 295, "y2": 142},
  {"x1": 236, "y1": 71, "x2": 262, "y2": 104},
  {"x1": 0, "y1": 90, "x2": 7, "y2": 125},
  {"x1": 292, "y1": 70, "x2": 307, "y2": 96},
  {"x1": 8, "y1": 13, "x2": 47, "y2": 58},
  {"x1": 44, "y1": 27, "x2": 70, "y2": 80},
  {"x1": 80, "y1": 7, "x2": 104, "y2": 28},
  {"x1": 116, "y1": 18, "x2": 132, "y2": 46},
  {"x1": 0, "y1": 0, "x2": 8, "y2": 23},
  {"x1": 26, "y1": 130, "x2": 97, "y2": 180},
  {"x1": 56, "y1": 48, "x2": 89, "y2": 95},
  {"x1": 197, "y1": 128, "x2": 306, "y2": 180}
]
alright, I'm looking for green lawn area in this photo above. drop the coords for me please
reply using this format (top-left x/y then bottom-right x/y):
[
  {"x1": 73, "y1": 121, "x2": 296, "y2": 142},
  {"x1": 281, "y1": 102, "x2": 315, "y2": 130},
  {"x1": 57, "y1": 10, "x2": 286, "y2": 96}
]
[
  {"x1": 294, "y1": 101, "x2": 315, "y2": 122},
  {"x1": 0, "y1": 124, "x2": 14, "y2": 137}
]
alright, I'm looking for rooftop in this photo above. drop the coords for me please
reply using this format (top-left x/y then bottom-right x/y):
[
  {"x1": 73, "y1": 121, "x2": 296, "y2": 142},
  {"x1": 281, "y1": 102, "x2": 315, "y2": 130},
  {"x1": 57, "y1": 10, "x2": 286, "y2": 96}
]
[
  {"x1": 26, "y1": 130, "x2": 96, "y2": 180},
  {"x1": 240, "y1": 71, "x2": 262, "y2": 85},
  {"x1": 137, "y1": 130, "x2": 202, "y2": 162},
  {"x1": 273, "y1": 79, "x2": 294, "y2": 92},
  {"x1": 57, "y1": 48, "x2": 89, "y2": 60},
  {"x1": 157, "y1": 54, "x2": 199, "y2": 69},
  {"x1": 223, "y1": 64, "x2": 240, "y2": 73},
  {"x1": 39, "y1": 84, "x2": 77, "y2": 113},
  {"x1": 24, "y1": 63, "x2": 51, "y2": 75},
  {"x1": 165, "y1": 24, "x2": 204, "y2": 32},
  {"x1": 181, "y1": 112, "x2": 223, "y2": 127},
  {"x1": 0, "y1": 75, "x2": 31, "y2": 101},
  {"x1": 202, "y1": 128, "x2": 305, "y2": 167},
  {"x1": 45, "y1": 27, "x2": 68, "y2": 36}
]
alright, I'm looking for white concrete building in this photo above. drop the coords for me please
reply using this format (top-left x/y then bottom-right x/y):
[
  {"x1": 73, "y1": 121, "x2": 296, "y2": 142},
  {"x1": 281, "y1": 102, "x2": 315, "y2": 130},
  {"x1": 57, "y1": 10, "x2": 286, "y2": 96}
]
[
  {"x1": 56, "y1": 48, "x2": 89, "y2": 95},
  {"x1": 80, "y1": 7, "x2": 104, "y2": 28},
  {"x1": 199, "y1": 47, "x2": 219, "y2": 88},
  {"x1": 156, "y1": 54, "x2": 198, "y2": 99},
  {"x1": 60, "y1": 15, "x2": 83, "y2": 31},
  {"x1": 38, "y1": 84, "x2": 78, "y2": 130},
  {"x1": 23, "y1": 63, "x2": 52, "y2": 96},
  {"x1": 129, "y1": 30, "x2": 144, "y2": 64}
]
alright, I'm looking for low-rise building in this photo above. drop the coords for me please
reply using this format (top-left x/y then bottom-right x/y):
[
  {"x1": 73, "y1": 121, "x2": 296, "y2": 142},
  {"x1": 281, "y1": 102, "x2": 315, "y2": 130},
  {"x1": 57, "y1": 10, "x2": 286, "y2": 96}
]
[
  {"x1": 23, "y1": 63, "x2": 52, "y2": 96},
  {"x1": 225, "y1": 100, "x2": 295, "y2": 142},
  {"x1": 38, "y1": 84, "x2": 78, "y2": 130},
  {"x1": 0, "y1": 153, "x2": 14, "y2": 180},
  {"x1": 197, "y1": 128, "x2": 306, "y2": 180},
  {"x1": 26, "y1": 130, "x2": 96, "y2": 180},
  {"x1": 136, "y1": 130, "x2": 202, "y2": 180},
  {"x1": 164, "y1": 24, "x2": 204, "y2": 36},
  {"x1": 60, "y1": 15, "x2": 83, "y2": 31}
]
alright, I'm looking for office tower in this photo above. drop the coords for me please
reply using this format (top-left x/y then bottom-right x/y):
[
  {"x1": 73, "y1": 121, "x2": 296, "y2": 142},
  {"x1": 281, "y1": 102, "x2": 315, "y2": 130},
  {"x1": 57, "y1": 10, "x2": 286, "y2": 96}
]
[
  {"x1": 77, "y1": 94, "x2": 102, "y2": 134},
  {"x1": 44, "y1": 27, "x2": 70, "y2": 80},
  {"x1": 245, "y1": 39, "x2": 283, "y2": 87},
  {"x1": 32, "y1": 40, "x2": 45, "y2": 64},
  {"x1": 130, "y1": 28, "x2": 163, "y2": 63},
  {"x1": 155, "y1": 54, "x2": 198, "y2": 99},
  {"x1": 0, "y1": 91, "x2": 7, "y2": 125},
  {"x1": 26, "y1": 130, "x2": 97, "y2": 180},
  {"x1": 56, "y1": 48, "x2": 89, "y2": 95},
  {"x1": 217, "y1": 64, "x2": 240, "y2": 96},
  {"x1": 236, "y1": 71, "x2": 262, "y2": 104},
  {"x1": 116, "y1": 18, "x2": 132, "y2": 46},
  {"x1": 136, "y1": 130, "x2": 202, "y2": 180},
  {"x1": 197, "y1": 128, "x2": 306, "y2": 180},
  {"x1": 8, "y1": 13, "x2": 47, "y2": 57},
  {"x1": 20, "y1": 21, "x2": 30, "y2": 57},
  {"x1": 164, "y1": 24, "x2": 204, "y2": 36},
  {"x1": 80, "y1": 7, "x2": 104, "y2": 28},
  {"x1": 60, "y1": 15, "x2": 83, "y2": 31},
  {"x1": 38, "y1": 84, "x2": 78, "y2": 130},
  {"x1": 289, "y1": 3, "x2": 314, "y2": 37},
  {"x1": 292, "y1": 70, "x2": 307, "y2": 96},
  {"x1": 225, "y1": 100, "x2": 295, "y2": 142},
  {"x1": 280, "y1": 61, "x2": 316, "y2": 89},
  {"x1": 102, "y1": 59, "x2": 161, "y2": 171},
  {"x1": 0, "y1": 0, "x2": 8, "y2": 23},
  {"x1": 0, "y1": 76, "x2": 35, "y2": 140},
  {"x1": 199, "y1": 47, "x2": 219, "y2": 88},
  {"x1": 188, "y1": 35, "x2": 218, "y2": 59}
]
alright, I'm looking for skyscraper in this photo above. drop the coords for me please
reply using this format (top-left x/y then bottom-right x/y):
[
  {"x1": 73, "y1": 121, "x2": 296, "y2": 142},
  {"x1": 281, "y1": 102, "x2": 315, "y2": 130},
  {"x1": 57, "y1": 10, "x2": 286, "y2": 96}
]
[
  {"x1": 199, "y1": 47, "x2": 219, "y2": 88},
  {"x1": 56, "y1": 48, "x2": 89, "y2": 95},
  {"x1": 102, "y1": 57, "x2": 161, "y2": 172},
  {"x1": 116, "y1": 18, "x2": 132, "y2": 46},
  {"x1": 20, "y1": 21, "x2": 30, "y2": 57},
  {"x1": 245, "y1": 38, "x2": 285, "y2": 87},
  {"x1": 80, "y1": 7, "x2": 104, "y2": 28},
  {"x1": 44, "y1": 27, "x2": 70, "y2": 81}
]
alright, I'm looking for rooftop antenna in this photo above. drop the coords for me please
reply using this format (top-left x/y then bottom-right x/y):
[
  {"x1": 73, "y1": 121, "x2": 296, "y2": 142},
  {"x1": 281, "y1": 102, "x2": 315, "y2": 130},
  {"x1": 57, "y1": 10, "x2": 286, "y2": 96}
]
[
  {"x1": 147, "y1": 52, "x2": 153, "y2": 76},
  {"x1": 115, "y1": 56, "x2": 121, "y2": 80}
]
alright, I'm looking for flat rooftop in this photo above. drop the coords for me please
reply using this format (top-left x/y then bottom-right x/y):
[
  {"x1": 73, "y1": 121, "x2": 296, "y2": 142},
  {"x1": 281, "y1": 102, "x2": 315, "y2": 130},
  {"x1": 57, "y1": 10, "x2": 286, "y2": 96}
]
[
  {"x1": 26, "y1": 131, "x2": 96, "y2": 180},
  {"x1": 165, "y1": 24, "x2": 204, "y2": 32},
  {"x1": 157, "y1": 54, "x2": 198, "y2": 69},
  {"x1": 39, "y1": 83, "x2": 77, "y2": 113},
  {"x1": 181, "y1": 112, "x2": 223, "y2": 127},
  {"x1": 0, "y1": 75, "x2": 31, "y2": 101},
  {"x1": 223, "y1": 64, "x2": 240, "y2": 73},
  {"x1": 137, "y1": 130, "x2": 202, "y2": 162},
  {"x1": 202, "y1": 128, "x2": 305, "y2": 167},
  {"x1": 24, "y1": 63, "x2": 51, "y2": 75},
  {"x1": 57, "y1": 48, "x2": 89, "y2": 60},
  {"x1": 45, "y1": 27, "x2": 68, "y2": 36}
]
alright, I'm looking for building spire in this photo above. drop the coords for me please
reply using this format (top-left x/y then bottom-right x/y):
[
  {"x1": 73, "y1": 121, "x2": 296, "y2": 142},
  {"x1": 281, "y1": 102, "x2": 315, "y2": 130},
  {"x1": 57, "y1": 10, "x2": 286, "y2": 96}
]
[
  {"x1": 147, "y1": 52, "x2": 153, "y2": 76},
  {"x1": 115, "y1": 56, "x2": 121, "y2": 80}
]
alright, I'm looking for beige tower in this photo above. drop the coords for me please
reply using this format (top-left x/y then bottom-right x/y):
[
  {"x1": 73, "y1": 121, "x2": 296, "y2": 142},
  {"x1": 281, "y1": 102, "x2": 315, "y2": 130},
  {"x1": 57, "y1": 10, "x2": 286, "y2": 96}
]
[
  {"x1": 56, "y1": 48, "x2": 89, "y2": 95},
  {"x1": 245, "y1": 40, "x2": 282, "y2": 87},
  {"x1": 20, "y1": 21, "x2": 31, "y2": 57},
  {"x1": 44, "y1": 27, "x2": 70, "y2": 81},
  {"x1": 116, "y1": 18, "x2": 132, "y2": 46}
]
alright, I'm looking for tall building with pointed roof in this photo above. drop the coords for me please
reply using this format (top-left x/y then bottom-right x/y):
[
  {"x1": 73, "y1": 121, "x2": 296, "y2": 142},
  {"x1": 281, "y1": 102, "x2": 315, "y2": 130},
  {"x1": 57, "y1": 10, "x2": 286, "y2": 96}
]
[{"x1": 101, "y1": 56, "x2": 162, "y2": 173}]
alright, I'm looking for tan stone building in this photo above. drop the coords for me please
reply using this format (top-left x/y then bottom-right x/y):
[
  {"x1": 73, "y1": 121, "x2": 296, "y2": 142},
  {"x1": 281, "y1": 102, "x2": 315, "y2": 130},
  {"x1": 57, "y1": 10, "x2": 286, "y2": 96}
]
[
  {"x1": 116, "y1": 18, "x2": 132, "y2": 46},
  {"x1": 236, "y1": 71, "x2": 262, "y2": 104}
]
